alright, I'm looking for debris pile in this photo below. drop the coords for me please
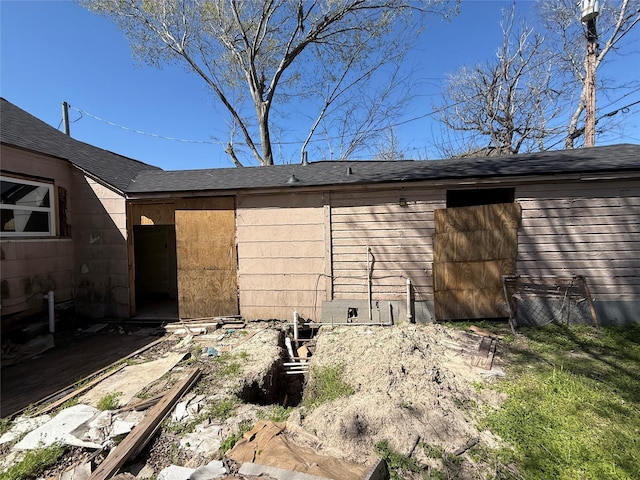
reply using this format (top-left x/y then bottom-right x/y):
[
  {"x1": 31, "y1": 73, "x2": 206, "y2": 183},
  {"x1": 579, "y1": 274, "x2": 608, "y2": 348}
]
[{"x1": 0, "y1": 320, "x2": 506, "y2": 480}]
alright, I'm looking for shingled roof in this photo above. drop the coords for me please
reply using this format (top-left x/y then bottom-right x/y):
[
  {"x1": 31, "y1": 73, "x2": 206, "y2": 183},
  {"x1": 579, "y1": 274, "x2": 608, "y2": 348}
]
[
  {"x1": 3, "y1": 98, "x2": 639, "y2": 196},
  {"x1": 127, "y1": 143, "x2": 640, "y2": 194},
  {"x1": 1, "y1": 98, "x2": 160, "y2": 192}
]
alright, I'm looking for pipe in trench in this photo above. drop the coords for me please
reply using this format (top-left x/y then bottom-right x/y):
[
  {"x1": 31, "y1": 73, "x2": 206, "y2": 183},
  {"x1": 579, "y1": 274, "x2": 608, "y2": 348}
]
[
  {"x1": 406, "y1": 278, "x2": 413, "y2": 323},
  {"x1": 367, "y1": 245, "x2": 372, "y2": 323}
]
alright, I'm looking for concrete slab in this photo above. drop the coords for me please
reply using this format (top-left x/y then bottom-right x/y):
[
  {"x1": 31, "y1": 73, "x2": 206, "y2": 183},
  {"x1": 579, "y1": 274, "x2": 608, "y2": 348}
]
[
  {"x1": 180, "y1": 425, "x2": 223, "y2": 454},
  {"x1": 238, "y1": 463, "x2": 330, "y2": 480},
  {"x1": 60, "y1": 461, "x2": 92, "y2": 480},
  {"x1": 190, "y1": 461, "x2": 227, "y2": 479},
  {"x1": 79, "y1": 352, "x2": 185, "y2": 407},
  {"x1": 72, "y1": 409, "x2": 145, "y2": 445},
  {"x1": 158, "y1": 461, "x2": 228, "y2": 480},
  {"x1": 158, "y1": 465, "x2": 195, "y2": 480},
  {"x1": 14, "y1": 404, "x2": 101, "y2": 450}
]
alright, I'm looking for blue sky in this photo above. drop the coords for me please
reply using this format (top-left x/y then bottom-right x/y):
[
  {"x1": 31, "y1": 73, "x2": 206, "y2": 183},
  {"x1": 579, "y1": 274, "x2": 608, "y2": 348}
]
[{"x1": 1, "y1": 0, "x2": 639, "y2": 171}]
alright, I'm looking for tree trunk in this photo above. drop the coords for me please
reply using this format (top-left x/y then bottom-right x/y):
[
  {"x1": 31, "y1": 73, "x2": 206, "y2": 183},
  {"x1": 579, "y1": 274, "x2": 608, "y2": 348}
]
[{"x1": 257, "y1": 101, "x2": 274, "y2": 166}]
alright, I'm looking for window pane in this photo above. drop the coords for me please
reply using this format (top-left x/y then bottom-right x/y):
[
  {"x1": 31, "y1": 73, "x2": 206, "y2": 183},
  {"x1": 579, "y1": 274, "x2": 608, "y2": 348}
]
[
  {"x1": 1, "y1": 209, "x2": 50, "y2": 233},
  {"x1": 1, "y1": 180, "x2": 51, "y2": 207}
]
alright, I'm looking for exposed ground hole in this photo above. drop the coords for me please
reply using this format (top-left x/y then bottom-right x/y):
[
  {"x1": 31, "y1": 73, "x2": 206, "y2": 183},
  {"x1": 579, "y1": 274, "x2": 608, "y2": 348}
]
[{"x1": 238, "y1": 328, "x2": 313, "y2": 408}]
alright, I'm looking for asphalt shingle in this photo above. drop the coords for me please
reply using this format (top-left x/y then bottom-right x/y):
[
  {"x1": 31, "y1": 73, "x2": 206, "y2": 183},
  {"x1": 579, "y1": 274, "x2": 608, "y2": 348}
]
[
  {"x1": 1, "y1": 98, "x2": 160, "y2": 192},
  {"x1": 3, "y1": 98, "x2": 639, "y2": 196},
  {"x1": 128, "y1": 143, "x2": 640, "y2": 194}
]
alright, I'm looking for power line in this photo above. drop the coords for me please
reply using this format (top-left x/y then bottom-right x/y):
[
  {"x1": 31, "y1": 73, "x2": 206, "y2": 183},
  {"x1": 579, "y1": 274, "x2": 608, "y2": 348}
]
[
  {"x1": 69, "y1": 105, "x2": 220, "y2": 145},
  {"x1": 67, "y1": 94, "x2": 639, "y2": 157}
]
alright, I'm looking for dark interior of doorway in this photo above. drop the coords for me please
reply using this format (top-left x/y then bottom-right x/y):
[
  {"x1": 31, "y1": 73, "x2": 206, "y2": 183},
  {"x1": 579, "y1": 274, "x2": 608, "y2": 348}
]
[
  {"x1": 446, "y1": 187, "x2": 515, "y2": 208},
  {"x1": 133, "y1": 225, "x2": 179, "y2": 320}
]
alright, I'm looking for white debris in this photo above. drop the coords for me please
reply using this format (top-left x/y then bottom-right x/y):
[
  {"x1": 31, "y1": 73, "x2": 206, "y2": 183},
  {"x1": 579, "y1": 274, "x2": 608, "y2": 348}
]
[
  {"x1": 0, "y1": 414, "x2": 51, "y2": 445},
  {"x1": 14, "y1": 404, "x2": 101, "y2": 450}
]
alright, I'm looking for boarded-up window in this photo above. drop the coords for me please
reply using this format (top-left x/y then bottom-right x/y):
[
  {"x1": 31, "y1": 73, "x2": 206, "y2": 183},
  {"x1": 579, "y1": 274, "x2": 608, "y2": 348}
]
[{"x1": 433, "y1": 202, "x2": 521, "y2": 320}]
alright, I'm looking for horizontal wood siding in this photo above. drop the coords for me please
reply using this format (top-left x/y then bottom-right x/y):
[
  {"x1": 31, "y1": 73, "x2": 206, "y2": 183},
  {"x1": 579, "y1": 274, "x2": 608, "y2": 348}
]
[
  {"x1": 517, "y1": 181, "x2": 640, "y2": 301},
  {"x1": 331, "y1": 189, "x2": 444, "y2": 301},
  {"x1": 236, "y1": 193, "x2": 327, "y2": 321}
]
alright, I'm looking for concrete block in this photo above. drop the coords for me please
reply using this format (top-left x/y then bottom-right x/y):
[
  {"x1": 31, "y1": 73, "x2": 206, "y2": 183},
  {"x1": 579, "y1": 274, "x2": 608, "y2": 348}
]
[
  {"x1": 238, "y1": 463, "x2": 330, "y2": 480},
  {"x1": 158, "y1": 465, "x2": 194, "y2": 480},
  {"x1": 190, "y1": 461, "x2": 227, "y2": 479}
]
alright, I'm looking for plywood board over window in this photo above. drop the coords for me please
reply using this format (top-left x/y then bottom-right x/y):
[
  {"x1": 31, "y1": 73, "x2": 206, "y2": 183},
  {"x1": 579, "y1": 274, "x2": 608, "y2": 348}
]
[
  {"x1": 175, "y1": 198, "x2": 238, "y2": 319},
  {"x1": 433, "y1": 203, "x2": 521, "y2": 320}
]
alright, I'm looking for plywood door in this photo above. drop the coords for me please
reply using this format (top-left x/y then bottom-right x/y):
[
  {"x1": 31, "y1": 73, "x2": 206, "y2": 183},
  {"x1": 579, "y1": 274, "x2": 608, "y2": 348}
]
[
  {"x1": 433, "y1": 203, "x2": 521, "y2": 320},
  {"x1": 175, "y1": 208, "x2": 238, "y2": 319}
]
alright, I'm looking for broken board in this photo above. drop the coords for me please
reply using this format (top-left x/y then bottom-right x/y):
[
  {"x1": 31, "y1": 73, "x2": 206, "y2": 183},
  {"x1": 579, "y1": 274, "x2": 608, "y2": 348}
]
[{"x1": 471, "y1": 337, "x2": 496, "y2": 370}]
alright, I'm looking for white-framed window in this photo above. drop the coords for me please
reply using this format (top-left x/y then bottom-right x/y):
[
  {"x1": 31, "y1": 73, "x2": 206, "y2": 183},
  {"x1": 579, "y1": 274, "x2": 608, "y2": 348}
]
[{"x1": 1, "y1": 175, "x2": 55, "y2": 236}]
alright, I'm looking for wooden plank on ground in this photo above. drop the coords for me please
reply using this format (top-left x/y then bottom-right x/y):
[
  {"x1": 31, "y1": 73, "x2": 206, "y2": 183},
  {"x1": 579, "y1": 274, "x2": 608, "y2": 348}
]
[
  {"x1": 88, "y1": 367, "x2": 201, "y2": 480},
  {"x1": 37, "y1": 365, "x2": 125, "y2": 416},
  {"x1": 471, "y1": 338, "x2": 496, "y2": 370}
]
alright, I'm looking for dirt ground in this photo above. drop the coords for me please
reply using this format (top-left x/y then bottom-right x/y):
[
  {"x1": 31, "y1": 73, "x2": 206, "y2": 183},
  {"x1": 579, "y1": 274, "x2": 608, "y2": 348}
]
[{"x1": 0, "y1": 320, "x2": 510, "y2": 480}]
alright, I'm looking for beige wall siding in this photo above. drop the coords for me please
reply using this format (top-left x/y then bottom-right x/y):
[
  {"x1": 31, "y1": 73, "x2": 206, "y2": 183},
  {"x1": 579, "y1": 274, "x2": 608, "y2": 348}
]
[
  {"x1": 1, "y1": 146, "x2": 74, "y2": 321},
  {"x1": 331, "y1": 189, "x2": 444, "y2": 302},
  {"x1": 72, "y1": 171, "x2": 129, "y2": 318},
  {"x1": 1, "y1": 239, "x2": 74, "y2": 321},
  {"x1": 516, "y1": 180, "x2": 640, "y2": 301},
  {"x1": 236, "y1": 192, "x2": 327, "y2": 321}
]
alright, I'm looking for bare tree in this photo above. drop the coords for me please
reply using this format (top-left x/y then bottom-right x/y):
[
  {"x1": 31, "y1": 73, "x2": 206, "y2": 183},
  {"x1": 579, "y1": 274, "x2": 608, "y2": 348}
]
[
  {"x1": 79, "y1": 0, "x2": 456, "y2": 166},
  {"x1": 537, "y1": 0, "x2": 640, "y2": 148},
  {"x1": 373, "y1": 127, "x2": 406, "y2": 160},
  {"x1": 436, "y1": 5, "x2": 562, "y2": 158}
]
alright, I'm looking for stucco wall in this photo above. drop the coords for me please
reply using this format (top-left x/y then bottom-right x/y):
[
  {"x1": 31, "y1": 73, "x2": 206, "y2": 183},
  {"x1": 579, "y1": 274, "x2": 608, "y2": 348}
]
[
  {"x1": 71, "y1": 171, "x2": 129, "y2": 318},
  {"x1": 1, "y1": 146, "x2": 74, "y2": 326}
]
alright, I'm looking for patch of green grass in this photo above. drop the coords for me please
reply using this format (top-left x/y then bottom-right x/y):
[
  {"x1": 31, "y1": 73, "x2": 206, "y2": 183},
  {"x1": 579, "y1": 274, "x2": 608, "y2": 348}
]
[
  {"x1": 189, "y1": 346, "x2": 203, "y2": 363},
  {"x1": 302, "y1": 364, "x2": 355, "y2": 410},
  {"x1": 207, "y1": 397, "x2": 239, "y2": 420},
  {"x1": 257, "y1": 405, "x2": 293, "y2": 423},
  {"x1": 58, "y1": 398, "x2": 79, "y2": 411},
  {"x1": 164, "y1": 397, "x2": 240, "y2": 435},
  {"x1": 0, "y1": 418, "x2": 12, "y2": 436},
  {"x1": 215, "y1": 352, "x2": 242, "y2": 377},
  {"x1": 420, "y1": 441, "x2": 444, "y2": 459},
  {"x1": 0, "y1": 444, "x2": 66, "y2": 480},
  {"x1": 220, "y1": 420, "x2": 253, "y2": 453},
  {"x1": 97, "y1": 391, "x2": 122, "y2": 411},
  {"x1": 482, "y1": 323, "x2": 640, "y2": 480},
  {"x1": 374, "y1": 439, "x2": 422, "y2": 480}
]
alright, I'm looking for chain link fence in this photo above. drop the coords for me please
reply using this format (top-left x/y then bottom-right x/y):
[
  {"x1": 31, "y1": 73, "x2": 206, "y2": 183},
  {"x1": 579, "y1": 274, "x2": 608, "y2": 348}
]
[{"x1": 502, "y1": 275, "x2": 598, "y2": 329}]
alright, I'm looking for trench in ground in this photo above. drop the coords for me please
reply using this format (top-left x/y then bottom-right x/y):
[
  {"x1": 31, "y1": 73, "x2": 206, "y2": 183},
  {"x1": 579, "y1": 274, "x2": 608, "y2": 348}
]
[{"x1": 238, "y1": 326, "x2": 319, "y2": 408}]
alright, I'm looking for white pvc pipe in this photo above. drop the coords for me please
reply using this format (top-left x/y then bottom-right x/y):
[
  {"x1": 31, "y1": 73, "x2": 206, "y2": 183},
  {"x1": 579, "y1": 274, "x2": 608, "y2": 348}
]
[
  {"x1": 284, "y1": 337, "x2": 295, "y2": 360},
  {"x1": 44, "y1": 290, "x2": 55, "y2": 333},
  {"x1": 367, "y1": 246, "x2": 372, "y2": 322},
  {"x1": 293, "y1": 310, "x2": 299, "y2": 342},
  {"x1": 406, "y1": 278, "x2": 413, "y2": 323}
]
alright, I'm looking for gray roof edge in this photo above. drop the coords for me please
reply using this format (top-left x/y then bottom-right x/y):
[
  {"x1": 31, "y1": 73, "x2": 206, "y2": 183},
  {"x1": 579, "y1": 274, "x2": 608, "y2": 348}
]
[{"x1": 125, "y1": 143, "x2": 640, "y2": 194}]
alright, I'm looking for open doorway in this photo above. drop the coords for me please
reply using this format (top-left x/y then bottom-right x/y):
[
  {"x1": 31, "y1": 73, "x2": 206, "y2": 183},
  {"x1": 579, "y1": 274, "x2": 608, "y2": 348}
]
[{"x1": 133, "y1": 224, "x2": 178, "y2": 320}]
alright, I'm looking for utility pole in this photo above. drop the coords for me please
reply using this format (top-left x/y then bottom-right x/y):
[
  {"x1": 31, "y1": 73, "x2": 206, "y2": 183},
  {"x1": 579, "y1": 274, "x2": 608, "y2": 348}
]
[
  {"x1": 581, "y1": 0, "x2": 599, "y2": 147},
  {"x1": 62, "y1": 101, "x2": 70, "y2": 136}
]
